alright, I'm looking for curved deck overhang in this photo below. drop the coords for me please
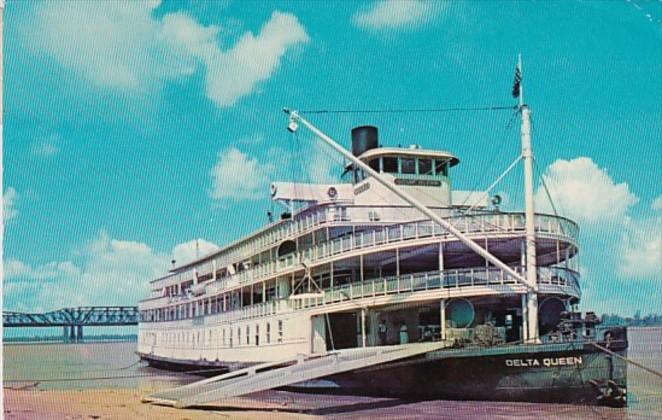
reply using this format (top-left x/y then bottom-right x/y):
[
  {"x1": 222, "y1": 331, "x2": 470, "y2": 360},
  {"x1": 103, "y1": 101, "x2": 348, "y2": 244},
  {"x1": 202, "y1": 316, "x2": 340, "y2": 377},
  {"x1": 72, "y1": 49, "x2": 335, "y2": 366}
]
[{"x1": 139, "y1": 265, "x2": 580, "y2": 323}]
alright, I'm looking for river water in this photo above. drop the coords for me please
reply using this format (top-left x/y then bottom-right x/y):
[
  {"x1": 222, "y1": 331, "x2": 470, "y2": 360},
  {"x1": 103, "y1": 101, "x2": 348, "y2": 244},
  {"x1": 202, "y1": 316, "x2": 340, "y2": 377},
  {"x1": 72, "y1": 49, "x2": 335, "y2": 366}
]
[{"x1": 3, "y1": 327, "x2": 661, "y2": 418}]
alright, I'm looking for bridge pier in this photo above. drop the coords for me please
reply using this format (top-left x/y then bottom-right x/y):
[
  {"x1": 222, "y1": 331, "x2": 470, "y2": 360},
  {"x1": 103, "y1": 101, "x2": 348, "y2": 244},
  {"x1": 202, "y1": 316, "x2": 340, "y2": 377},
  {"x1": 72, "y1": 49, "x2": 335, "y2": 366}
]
[{"x1": 3, "y1": 306, "x2": 139, "y2": 343}]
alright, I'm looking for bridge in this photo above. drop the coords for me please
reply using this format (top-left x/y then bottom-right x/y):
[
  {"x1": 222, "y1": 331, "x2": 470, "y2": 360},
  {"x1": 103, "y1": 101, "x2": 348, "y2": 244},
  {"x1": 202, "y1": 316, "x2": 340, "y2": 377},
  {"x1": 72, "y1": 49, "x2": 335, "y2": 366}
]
[{"x1": 3, "y1": 306, "x2": 139, "y2": 343}]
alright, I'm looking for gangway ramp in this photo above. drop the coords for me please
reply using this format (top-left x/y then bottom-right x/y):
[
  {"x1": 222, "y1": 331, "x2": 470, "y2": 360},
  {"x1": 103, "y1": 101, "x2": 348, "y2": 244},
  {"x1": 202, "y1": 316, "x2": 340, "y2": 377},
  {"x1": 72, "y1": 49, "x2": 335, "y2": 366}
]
[{"x1": 143, "y1": 341, "x2": 449, "y2": 408}]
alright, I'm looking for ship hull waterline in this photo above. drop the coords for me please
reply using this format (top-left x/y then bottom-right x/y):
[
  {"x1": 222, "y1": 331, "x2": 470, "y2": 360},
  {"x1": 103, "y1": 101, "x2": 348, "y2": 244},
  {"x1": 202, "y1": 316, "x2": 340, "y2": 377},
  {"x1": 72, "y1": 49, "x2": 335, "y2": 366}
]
[{"x1": 138, "y1": 339, "x2": 628, "y2": 407}]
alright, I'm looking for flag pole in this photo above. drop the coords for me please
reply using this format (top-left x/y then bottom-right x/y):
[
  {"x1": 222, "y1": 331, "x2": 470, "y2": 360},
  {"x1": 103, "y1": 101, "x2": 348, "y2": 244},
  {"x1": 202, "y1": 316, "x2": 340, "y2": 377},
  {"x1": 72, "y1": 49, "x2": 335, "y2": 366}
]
[
  {"x1": 518, "y1": 53, "x2": 524, "y2": 108},
  {"x1": 517, "y1": 54, "x2": 540, "y2": 343}
]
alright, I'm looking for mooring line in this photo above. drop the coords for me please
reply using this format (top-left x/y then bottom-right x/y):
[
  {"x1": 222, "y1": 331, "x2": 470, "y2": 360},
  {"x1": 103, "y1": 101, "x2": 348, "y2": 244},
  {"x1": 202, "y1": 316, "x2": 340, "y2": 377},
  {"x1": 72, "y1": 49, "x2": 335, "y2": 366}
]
[
  {"x1": 591, "y1": 342, "x2": 662, "y2": 378},
  {"x1": 3, "y1": 365, "x2": 227, "y2": 384}
]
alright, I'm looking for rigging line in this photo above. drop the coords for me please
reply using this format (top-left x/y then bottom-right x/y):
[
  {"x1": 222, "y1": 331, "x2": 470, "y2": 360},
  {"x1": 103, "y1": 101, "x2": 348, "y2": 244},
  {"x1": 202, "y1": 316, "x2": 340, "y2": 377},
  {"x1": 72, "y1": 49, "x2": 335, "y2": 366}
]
[
  {"x1": 3, "y1": 367, "x2": 229, "y2": 384},
  {"x1": 591, "y1": 341, "x2": 662, "y2": 379},
  {"x1": 533, "y1": 156, "x2": 561, "y2": 218},
  {"x1": 300, "y1": 105, "x2": 518, "y2": 114},
  {"x1": 461, "y1": 155, "x2": 523, "y2": 216},
  {"x1": 457, "y1": 109, "x2": 520, "y2": 209},
  {"x1": 1, "y1": 358, "x2": 144, "y2": 380},
  {"x1": 530, "y1": 168, "x2": 567, "y2": 223}
]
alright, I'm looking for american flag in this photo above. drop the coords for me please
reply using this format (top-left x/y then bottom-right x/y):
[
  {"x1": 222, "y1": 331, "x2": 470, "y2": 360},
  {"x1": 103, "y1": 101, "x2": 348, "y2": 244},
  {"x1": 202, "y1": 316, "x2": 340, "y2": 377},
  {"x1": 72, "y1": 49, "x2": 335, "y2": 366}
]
[{"x1": 512, "y1": 63, "x2": 521, "y2": 98}]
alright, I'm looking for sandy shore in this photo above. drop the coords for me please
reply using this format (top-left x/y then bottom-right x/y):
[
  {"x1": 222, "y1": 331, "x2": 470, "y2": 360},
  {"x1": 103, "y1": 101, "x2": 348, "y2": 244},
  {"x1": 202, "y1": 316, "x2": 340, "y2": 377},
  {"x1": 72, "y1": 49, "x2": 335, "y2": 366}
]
[
  {"x1": 3, "y1": 388, "x2": 315, "y2": 420},
  {"x1": 4, "y1": 387, "x2": 633, "y2": 420}
]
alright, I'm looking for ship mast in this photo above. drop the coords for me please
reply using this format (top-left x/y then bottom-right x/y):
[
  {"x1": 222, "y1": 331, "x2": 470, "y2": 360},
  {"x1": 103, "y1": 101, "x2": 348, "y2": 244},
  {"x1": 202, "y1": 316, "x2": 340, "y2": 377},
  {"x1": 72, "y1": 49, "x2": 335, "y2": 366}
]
[
  {"x1": 517, "y1": 55, "x2": 540, "y2": 343},
  {"x1": 283, "y1": 112, "x2": 531, "y2": 291},
  {"x1": 285, "y1": 56, "x2": 541, "y2": 343}
]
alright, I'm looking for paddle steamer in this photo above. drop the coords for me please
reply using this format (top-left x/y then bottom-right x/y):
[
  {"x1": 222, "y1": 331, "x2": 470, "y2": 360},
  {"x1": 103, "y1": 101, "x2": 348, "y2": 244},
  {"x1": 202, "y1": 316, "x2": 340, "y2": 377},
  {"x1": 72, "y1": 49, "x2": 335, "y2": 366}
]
[{"x1": 137, "y1": 62, "x2": 628, "y2": 406}]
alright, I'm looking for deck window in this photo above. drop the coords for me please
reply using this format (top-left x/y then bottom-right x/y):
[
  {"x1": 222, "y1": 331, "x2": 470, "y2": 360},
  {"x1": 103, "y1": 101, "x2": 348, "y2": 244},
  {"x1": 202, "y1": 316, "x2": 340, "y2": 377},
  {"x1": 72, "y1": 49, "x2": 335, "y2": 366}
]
[
  {"x1": 278, "y1": 320, "x2": 284, "y2": 343},
  {"x1": 435, "y1": 160, "x2": 448, "y2": 176},
  {"x1": 246, "y1": 326, "x2": 250, "y2": 345},
  {"x1": 382, "y1": 157, "x2": 398, "y2": 173},
  {"x1": 418, "y1": 159, "x2": 433, "y2": 175},
  {"x1": 368, "y1": 158, "x2": 380, "y2": 172},
  {"x1": 401, "y1": 158, "x2": 416, "y2": 174}
]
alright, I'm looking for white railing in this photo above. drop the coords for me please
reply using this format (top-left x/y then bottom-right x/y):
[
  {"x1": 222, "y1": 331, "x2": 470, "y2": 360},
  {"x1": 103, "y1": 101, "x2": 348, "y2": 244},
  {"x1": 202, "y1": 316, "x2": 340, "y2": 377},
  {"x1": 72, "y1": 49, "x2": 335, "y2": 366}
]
[
  {"x1": 291, "y1": 266, "x2": 580, "y2": 310},
  {"x1": 141, "y1": 266, "x2": 579, "y2": 323},
  {"x1": 225, "y1": 212, "x2": 578, "y2": 288},
  {"x1": 145, "y1": 211, "x2": 578, "y2": 304},
  {"x1": 150, "y1": 208, "x2": 579, "y2": 290}
]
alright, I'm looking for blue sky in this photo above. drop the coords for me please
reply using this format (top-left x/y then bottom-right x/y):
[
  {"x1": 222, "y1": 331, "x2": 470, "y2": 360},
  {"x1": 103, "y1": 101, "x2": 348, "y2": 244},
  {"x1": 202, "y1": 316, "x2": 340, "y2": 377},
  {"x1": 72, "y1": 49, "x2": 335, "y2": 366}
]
[{"x1": 2, "y1": 0, "x2": 661, "y2": 316}]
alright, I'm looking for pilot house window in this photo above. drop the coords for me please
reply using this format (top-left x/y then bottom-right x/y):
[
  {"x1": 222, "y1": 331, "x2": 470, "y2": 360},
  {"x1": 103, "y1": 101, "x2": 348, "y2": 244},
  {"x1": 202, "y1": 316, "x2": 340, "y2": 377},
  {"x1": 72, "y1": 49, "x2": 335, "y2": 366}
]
[
  {"x1": 368, "y1": 159, "x2": 380, "y2": 172},
  {"x1": 435, "y1": 160, "x2": 449, "y2": 176},
  {"x1": 401, "y1": 158, "x2": 416, "y2": 174},
  {"x1": 382, "y1": 157, "x2": 398, "y2": 173},
  {"x1": 418, "y1": 159, "x2": 433, "y2": 175}
]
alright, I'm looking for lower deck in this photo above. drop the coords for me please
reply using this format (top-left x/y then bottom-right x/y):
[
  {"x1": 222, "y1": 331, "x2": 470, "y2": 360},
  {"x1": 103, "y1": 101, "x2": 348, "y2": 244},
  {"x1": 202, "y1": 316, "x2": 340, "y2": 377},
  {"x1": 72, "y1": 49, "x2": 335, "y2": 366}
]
[
  {"x1": 138, "y1": 288, "x2": 581, "y2": 368},
  {"x1": 140, "y1": 333, "x2": 629, "y2": 407}
]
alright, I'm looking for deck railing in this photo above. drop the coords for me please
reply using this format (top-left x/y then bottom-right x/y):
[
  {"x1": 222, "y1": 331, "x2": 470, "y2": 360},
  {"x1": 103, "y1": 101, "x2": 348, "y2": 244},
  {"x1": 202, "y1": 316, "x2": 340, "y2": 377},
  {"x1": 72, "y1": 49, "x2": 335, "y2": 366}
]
[
  {"x1": 291, "y1": 266, "x2": 580, "y2": 310},
  {"x1": 150, "y1": 210, "x2": 578, "y2": 291},
  {"x1": 142, "y1": 212, "x2": 579, "y2": 305},
  {"x1": 141, "y1": 266, "x2": 579, "y2": 322},
  {"x1": 231, "y1": 212, "x2": 578, "y2": 287}
]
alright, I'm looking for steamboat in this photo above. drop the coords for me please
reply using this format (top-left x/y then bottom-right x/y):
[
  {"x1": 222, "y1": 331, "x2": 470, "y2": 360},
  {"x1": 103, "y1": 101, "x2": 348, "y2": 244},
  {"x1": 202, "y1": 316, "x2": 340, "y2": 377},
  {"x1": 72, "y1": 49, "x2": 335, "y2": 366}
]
[{"x1": 138, "y1": 61, "x2": 628, "y2": 407}]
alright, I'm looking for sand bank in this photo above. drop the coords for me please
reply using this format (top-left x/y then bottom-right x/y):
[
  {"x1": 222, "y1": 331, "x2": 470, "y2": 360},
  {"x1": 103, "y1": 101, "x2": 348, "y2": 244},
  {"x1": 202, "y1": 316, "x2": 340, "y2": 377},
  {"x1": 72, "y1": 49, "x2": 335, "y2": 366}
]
[
  {"x1": 3, "y1": 388, "x2": 314, "y2": 420},
  {"x1": 4, "y1": 387, "x2": 632, "y2": 420}
]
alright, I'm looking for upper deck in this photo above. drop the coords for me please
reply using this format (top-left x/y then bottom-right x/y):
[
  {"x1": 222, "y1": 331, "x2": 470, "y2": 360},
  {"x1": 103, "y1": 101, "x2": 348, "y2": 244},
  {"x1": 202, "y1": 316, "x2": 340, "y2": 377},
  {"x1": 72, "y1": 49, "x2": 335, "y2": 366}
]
[
  {"x1": 142, "y1": 208, "x2": 578, "y2": 305},
  {"x1": 141, "y1": 125, "x2": 581, "y2": 315}
]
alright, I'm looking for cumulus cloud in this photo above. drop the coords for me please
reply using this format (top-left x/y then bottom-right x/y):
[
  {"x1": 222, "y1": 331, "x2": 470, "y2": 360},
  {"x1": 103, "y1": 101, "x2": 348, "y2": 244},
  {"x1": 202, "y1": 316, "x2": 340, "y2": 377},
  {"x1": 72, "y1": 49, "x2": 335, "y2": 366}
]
[
  {"x1": 651, "y1": 195, "x2": 662, "y2": 212},
  {"x1": 534, "y1": 157, "x2": 638, "y2": 223},
  {"x1": 164, "y1": 11, "x2": 309, "y2": 107},
  {"x1": 31, "y1": 1, "x2": 191, "y2": 92},
  {"x1": 618, "y1": 215, "x2": 662, "y2": 279},
  {"x1": 29, "y1": 3, "x2": 308, "y2": 107},
  {"x1": 3, "y1": 187, "x2": 18, "y2": 222},
  {"x1": 171, "y1": 239, "x2": 220, "y2": 265},
  {"x1": 3, "y1": 231, "x2": 219, "y2": 311},
  {"x1": 31, "y1": 134, "x2": 60, "y2": 157},
  {"x1": 4, "y1": 259, "x2": 79, "y2": 281},
  {"x1": 209, "y1": 147, "x2": 273, "y2": 202},
  {"x1": 352, "y1": 1, "x2": 442, "y2": 31}
]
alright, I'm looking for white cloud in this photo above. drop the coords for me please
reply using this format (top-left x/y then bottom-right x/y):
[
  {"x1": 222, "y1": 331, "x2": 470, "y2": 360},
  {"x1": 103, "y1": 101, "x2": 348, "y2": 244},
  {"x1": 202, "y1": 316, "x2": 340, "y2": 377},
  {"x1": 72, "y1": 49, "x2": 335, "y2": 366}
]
[
  {"x1": 31, "y1": 134, "x2": 60, "y2": 157},
  {"x1": 3, "y1": 259, "x2": 80, "y2": 281},
  {"x1": 209, "y1": 147, "x2": 273, "y2": 202},
  {"x1": 171, "y1": 239, "x2": 220, "y2": 265},
  {"x1": 651, "y1": 195, "x2": 662, "y2": 212},
  {"x1": 534, "y1": 157, "x2": 638, "y2": 223},
  {"x1": 204, "y1": 11, "x2": 309, "y2": 107},
  {"x1": 31, "y1": 1, "x2": 191, "y2": 92},
  {"x1": 29, "y1": 3, "x2": 308, "y2": 107},
  {"x1": 3, "y1": 187, "x2": 18, "y2": 222},
  {"x1": 618, "y1": 215, "x2": 662, "y2": 279},
  {"x1": 352, "y1": 1, "x2": 442, "y2": 31},
  {"x1": 3, "y1": 231, "x2": 219, "y2": 311}
]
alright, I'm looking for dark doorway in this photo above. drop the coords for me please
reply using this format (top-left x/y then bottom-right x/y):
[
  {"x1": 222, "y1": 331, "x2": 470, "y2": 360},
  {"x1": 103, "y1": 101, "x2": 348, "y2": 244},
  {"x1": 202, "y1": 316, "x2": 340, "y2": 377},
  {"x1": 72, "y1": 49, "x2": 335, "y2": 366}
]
[{"x1": 326, "y1": 312, "x2": 358, "y2": 350}]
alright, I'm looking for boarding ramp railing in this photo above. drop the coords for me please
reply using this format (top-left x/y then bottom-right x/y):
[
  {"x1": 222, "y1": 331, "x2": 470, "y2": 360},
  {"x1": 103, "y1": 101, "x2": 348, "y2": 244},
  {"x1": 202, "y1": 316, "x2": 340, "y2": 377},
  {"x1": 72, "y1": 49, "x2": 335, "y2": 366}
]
[{"x1": 143, "y1": 341, "x2": 450, "y2": 408}]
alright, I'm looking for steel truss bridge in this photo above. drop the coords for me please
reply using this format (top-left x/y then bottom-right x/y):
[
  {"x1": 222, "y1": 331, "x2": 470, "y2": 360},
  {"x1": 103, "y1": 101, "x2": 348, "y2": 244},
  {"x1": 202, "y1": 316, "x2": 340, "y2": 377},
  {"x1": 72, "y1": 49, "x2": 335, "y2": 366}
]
[{"x1": 3, "y1": 306, "x2": 139, "y2": 342}]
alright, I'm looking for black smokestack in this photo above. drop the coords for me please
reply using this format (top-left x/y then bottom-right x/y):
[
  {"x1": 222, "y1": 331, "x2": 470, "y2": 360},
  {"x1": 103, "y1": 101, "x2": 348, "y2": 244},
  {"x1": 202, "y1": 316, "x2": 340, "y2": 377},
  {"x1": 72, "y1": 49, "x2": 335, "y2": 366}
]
[{"x1": 351, "y1": 126, "x2": 379, "y2": 157}]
